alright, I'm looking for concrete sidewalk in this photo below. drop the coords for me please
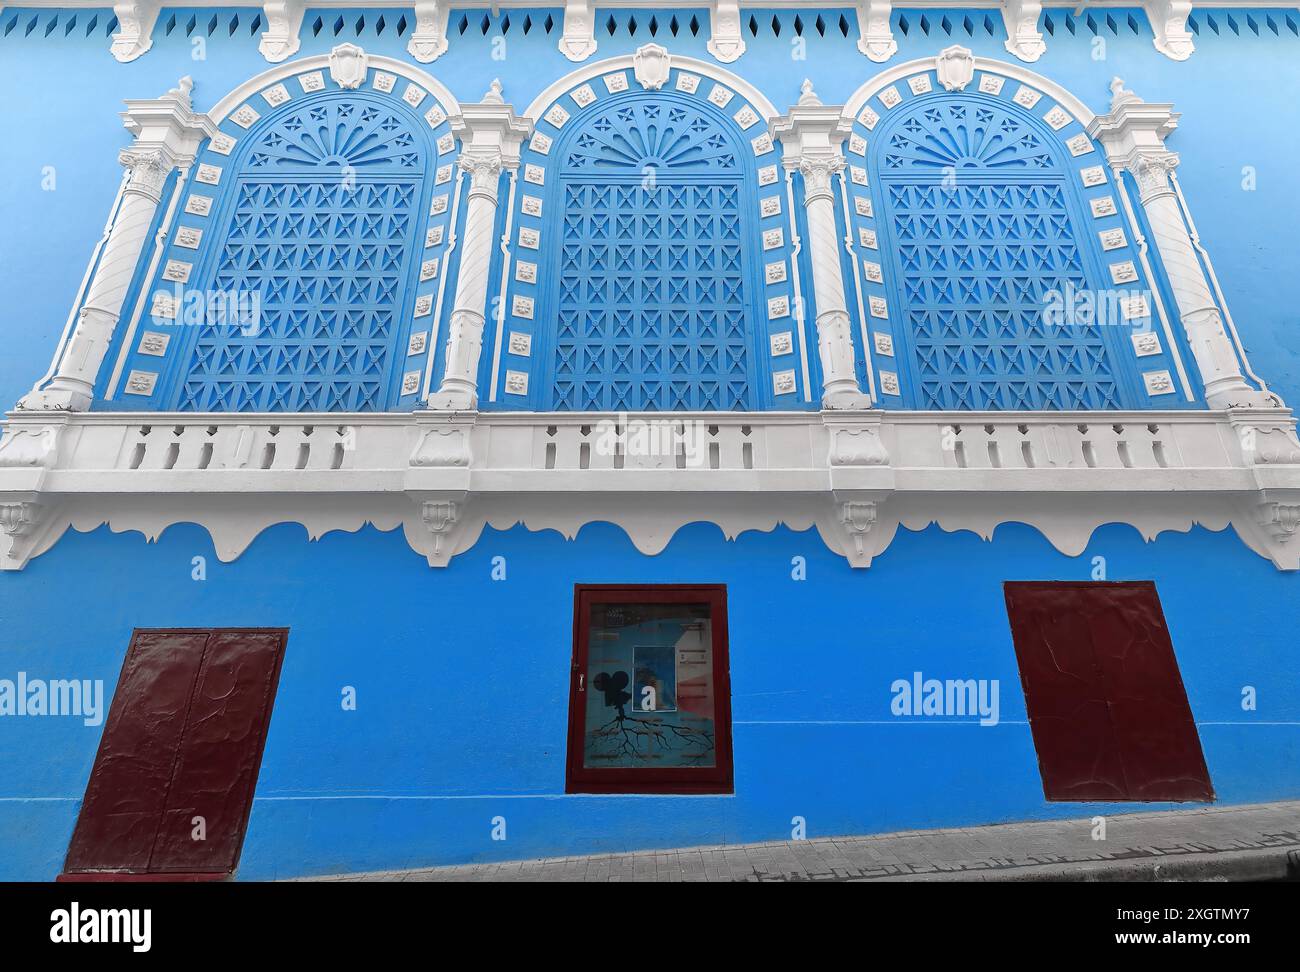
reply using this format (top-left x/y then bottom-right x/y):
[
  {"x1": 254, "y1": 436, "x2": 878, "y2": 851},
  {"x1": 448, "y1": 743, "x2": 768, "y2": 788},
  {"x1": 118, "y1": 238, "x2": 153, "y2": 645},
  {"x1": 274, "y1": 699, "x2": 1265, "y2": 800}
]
[{"x1": 311, "y1": 800, "x2": 1300, "y2": 882}]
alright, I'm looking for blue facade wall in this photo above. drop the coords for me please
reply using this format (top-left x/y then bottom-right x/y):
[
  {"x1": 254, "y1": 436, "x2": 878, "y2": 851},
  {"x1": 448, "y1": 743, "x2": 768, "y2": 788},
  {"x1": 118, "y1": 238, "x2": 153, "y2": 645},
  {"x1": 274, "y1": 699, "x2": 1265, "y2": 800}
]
[
  {"x1": 1, "y1": 520, "x2": 1297, "y2": 880},
  {"x1": 2, "y1": 8, "x2": 1300, "y2": 879},
  {"x1": 2, "y1": 8, "x2": 1300, "y2": 409}
]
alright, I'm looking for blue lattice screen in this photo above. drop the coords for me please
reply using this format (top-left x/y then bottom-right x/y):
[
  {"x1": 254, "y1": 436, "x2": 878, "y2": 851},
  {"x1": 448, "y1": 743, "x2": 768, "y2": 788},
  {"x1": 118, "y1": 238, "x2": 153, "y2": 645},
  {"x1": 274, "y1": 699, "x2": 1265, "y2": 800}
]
[
  {"x1": 550, "y1": 97, "x2": 756, "y2": 411},
  {"x1": 177, "y1": 99, "x2": 424, "y2": 412},
  {"x1": 878, "y1": 98, "x2": 1124, "y2": 410},
  {"x1": 891, "y1": 181, "x2": 1120, "y2": 410},
  {"x1": 554, "y1": 182, "x2": 749, "y2": 411}
]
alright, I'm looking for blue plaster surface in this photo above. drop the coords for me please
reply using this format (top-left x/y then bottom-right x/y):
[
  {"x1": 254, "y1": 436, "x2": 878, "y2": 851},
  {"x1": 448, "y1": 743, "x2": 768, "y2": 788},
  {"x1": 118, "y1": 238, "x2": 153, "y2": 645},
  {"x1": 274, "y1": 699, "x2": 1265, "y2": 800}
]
[
  {"x1": 2, "y1": 7, "x2": 1299, "y2": 880},
  {"x1": 0, "y1": 519, "x2": 1295, "y2": 879},
  {"x1": 1, "y1": 9, "x2": 1300, "y2": 408}
]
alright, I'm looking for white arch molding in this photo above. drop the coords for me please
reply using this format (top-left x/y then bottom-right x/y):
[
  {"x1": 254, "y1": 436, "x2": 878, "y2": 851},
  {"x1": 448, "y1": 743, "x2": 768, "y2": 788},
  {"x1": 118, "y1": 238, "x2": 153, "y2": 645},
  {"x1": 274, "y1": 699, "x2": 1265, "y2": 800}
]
[
  {"x1": 841, "y1": 49, "x2": 1097, "y2": 125},
  {"x1": 508, "y1": 43, "x2": 810, "y2": 412},
  {"x1": 838, "y1": 45, "x2": 1206, "y2": 411},
  {"x1": 99, "y1": 44, "x2": 464, "y2": 412},
  {"x1": 207, "y1": 47, "x2": 462, "y2": 124},
  {"x1": 522, "y1": 47, "x2": 780, "y2": 122}
]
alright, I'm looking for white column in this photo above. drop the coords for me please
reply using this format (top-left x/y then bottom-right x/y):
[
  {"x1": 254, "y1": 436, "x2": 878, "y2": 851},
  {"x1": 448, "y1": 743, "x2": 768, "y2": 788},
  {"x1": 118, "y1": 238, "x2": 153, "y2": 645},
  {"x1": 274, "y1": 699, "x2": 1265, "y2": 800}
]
[
  {"x1": 1089, "y1": 80, "x2": 1274, "y2": 409},
  {"x1": 429, "y1": 82, "x2": 531, "y2": 411},
  {"x1": 771, "y1": 82, "x2": 871, "y2": 410},
  {"x1": 19, "y1": 79, "x2": 214, "y2": 411}
]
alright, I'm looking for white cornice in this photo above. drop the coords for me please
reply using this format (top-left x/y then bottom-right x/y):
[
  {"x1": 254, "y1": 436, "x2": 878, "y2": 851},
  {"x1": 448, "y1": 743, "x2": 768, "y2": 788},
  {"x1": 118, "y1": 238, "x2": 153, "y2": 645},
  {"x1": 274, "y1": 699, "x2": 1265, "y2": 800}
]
[
  {"x1": 3, "y1": 408, "x2": 1299, "y2": 571},
  {"x1": 10, "y1": 2, "x2": 1290, "y2": 64},
  {"x1": 14, "y1": 1, "x2": 1300, "y2": 8}
]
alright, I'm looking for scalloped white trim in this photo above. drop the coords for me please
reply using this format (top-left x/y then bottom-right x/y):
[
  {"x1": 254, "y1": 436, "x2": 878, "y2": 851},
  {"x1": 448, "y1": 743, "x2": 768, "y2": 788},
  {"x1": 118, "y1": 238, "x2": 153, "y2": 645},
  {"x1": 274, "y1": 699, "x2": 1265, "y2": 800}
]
[{"x1": 5, "y1": 409, "x2": 1300, "y2": 572}]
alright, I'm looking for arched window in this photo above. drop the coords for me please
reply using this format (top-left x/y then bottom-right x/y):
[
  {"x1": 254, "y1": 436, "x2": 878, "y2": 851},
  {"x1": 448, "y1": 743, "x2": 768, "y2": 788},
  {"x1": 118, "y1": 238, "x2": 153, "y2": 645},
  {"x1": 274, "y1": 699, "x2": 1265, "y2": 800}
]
[
  {"x1": 543, "y1": 93, "x2": 764, "y2": 412},
  {"x1": 847, "y1": 78, "x2": 1165, "y2": 411},
  {"x1": 107, "y1": 68, "x2": 458, "y2": 414},
  {"x1": 178, "y1": 96, "x2": 428, "y2": 411}
]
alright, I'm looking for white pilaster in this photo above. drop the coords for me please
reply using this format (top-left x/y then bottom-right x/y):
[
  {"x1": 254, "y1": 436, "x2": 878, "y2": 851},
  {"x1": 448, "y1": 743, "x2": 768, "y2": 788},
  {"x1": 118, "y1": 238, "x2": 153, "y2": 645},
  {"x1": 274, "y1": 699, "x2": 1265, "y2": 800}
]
[
  {"x1": 771, "y1": 82, "x2": 871, "y2": 410},
  {"x1": 19, "y1": 79, "x2": 215, "y2": 412},
  {"x1": 1088, "y1": 80, "x2": 1276, "y2": 410},
  {"x1": 429, "y1": 82, "x2": 531, "y2": 411}
]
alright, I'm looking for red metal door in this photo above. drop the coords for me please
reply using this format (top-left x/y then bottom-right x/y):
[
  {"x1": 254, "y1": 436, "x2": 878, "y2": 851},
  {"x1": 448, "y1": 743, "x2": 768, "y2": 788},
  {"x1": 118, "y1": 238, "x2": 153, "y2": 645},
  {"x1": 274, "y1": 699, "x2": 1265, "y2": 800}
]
[
  {"x1": 1004, "y1": 582, "x2": 1212, "y2": 802},
  {"x1": 63, "y1": 628, "x2": 288, "y2": 878}
]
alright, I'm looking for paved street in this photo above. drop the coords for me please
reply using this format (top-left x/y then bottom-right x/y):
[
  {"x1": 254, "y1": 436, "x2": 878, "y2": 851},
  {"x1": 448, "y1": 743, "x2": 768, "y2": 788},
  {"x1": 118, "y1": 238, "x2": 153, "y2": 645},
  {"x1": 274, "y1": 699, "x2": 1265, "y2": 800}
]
[{"x1": 310, "y1": 800, "x2": 1300, "y2": 882}]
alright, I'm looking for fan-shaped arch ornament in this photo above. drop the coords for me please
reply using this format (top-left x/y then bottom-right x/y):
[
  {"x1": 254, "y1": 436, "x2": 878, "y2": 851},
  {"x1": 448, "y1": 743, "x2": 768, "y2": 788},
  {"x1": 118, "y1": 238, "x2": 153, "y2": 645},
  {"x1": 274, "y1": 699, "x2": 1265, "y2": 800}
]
[
  {"x1": 246, "y1": 100, "x2": 423, "y2": 171},
  {"x1": 563, "y1": 101, "x2": 737, "y2": 173},
  {"x1": 883, "y1": 100, "x2": 1053, "y2": 171}
]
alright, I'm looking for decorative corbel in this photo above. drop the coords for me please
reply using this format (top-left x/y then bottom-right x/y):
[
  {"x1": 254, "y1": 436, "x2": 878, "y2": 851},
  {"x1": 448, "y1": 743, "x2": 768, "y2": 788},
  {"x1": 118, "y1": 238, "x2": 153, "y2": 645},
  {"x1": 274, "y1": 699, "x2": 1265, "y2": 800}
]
[
  {"x1": 837, "y1": 499, "x2": 879, "y2": 567},
  {"x1": 0, "y1": 425, "x2": 61, "y2": 468},
  {"x1": 407, "y1": 413, "x2": 472, "y2": 566},
  {"x1": 409, "y1": 0, "x2": 451, "y2": 63},
  {"x1": 827, "y1": 425, "x2": 889, "y2": 468},
  {"x1": 1231, "y1": 412, "x2": 1300, "y2": 465},
  {"x1": 0, "y1": 498, "x2": 47, "y2": 570},
  {"x1": 707, "y1": 0, "x2": 746, "y2": 63},
  {"x1": 823, "y1": 411, "x2": 893, "y2": 568},
  {"x1": 1000, "y1": 0, "x2": 1047, "y2": 63},
  {"x1": 558, "y1": 0, "x2": 598, "y2": 62},
  {"x1": 0, "y1": 502, "x2": 41, "y2": 536},
  {"x1": 1256, "y1": 491, "x2": 1300, "y2": 544},
  {"x1": 422, "y1": 499, "x2": 458, "y2": 558},
  {"x1": 410, "y1": 491, "x2": 470, "y2": 567},
  {"x1": 855, "y1": 0, "x2": 897, "y2": 63},
  {"x1": 1145, "y1": 0, "x2": 1195, "y2": 61},
  {"x1": 110, "y1": 0, "x2": 161, "y2": 62},
  {"x1": 410, "y1": 423, "x2": 473, "y2": 468},
  {"x1": 257, "y1": 0, "x2": 305, "y2": 63}
]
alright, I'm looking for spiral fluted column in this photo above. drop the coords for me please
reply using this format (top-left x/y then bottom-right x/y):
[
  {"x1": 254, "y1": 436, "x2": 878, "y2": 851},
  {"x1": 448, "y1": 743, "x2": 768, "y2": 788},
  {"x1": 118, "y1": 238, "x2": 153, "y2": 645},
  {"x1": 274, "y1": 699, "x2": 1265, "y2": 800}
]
[
  {"x1": 19, "y1": 78, "x2": 214, "y2": 411},
  {"x1": 431, "y1": 159, "x2": 501, "y2": 409},
  {"x1": 1129, "y1": 153, "x2": 1254, "y2": 405},
  {"x1": 429, "y1": 83, "x2": 530, "y2": 410},
  {"x1": 1089, "y1": 81, "x2": 1276, "y2": 409},
  {"x1": 771, "y1": 82, "x2": 871, "y2": 409}
]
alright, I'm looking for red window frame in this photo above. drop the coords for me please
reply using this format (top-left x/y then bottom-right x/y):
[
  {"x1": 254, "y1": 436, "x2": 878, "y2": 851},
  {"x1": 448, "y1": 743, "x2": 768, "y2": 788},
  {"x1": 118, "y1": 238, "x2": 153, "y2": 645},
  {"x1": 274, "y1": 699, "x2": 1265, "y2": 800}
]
[{"x1": 566, "y1": 584, "x2": 734, "y2": 795}]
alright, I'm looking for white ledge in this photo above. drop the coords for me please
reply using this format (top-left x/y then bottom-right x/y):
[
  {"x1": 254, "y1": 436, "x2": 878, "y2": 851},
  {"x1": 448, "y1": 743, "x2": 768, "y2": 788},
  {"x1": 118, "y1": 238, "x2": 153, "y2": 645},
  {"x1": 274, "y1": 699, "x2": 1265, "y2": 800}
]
[{"x1": 2, "y1": 408, "x2": 1299, "y2": 570}]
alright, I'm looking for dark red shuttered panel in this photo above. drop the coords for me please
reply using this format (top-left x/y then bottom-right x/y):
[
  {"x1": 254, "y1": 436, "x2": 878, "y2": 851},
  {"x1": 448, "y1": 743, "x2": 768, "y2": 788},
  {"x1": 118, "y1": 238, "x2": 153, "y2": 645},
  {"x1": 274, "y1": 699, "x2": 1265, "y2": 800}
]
[
  {"x1": 64, "y1": 632, "x2": 211, "y2": 872},
  {"x1": 64, "y1": 629, "x2": 288, "y2": 877},
  {"x1": 1083, "y1": 590, "x2": 1214, "y2": 801},
  {"x1": 1004, "y1": 582, "x2": 1213, "y2": 803},
  {"x1": 150, "y1": 631, "x2": 287, "y2": 872},
  {"x1": 1001, "y1": 596, "x2": 1127, "y2": 801}
]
